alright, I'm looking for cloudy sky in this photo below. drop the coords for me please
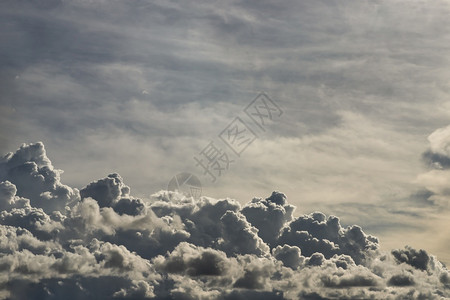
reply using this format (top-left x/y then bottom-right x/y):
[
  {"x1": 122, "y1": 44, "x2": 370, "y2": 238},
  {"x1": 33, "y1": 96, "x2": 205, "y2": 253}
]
[{"x1": 1, "y1": 0, "x2": 450, "y2": 293}]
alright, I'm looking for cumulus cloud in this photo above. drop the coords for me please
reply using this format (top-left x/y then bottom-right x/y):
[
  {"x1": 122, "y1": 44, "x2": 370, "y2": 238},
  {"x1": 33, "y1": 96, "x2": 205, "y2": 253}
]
[
  {"x1": 424, "y1": 126, "x2": 450, "y2": 168},
  {"x1": 423, "y1": 125, "x2": 450, "y2": 169},
  {"x1": 418, "y1": 124, "x2": 450, "y2": 206},
  {"x1": 241, "y1": 191, "x2": 295, "y2": 247},
  {"x1": 0, "y1": 142, "x2": 449, "y2": 299},
  {"x1": 0, "y1": 142, "x2": 79, "y2": 213}
]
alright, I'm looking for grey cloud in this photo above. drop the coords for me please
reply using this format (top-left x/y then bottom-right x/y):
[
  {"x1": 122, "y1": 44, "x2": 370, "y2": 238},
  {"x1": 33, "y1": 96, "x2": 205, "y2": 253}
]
[
  {"x1": 61, "y1": 197, "x2": 190, "y2": 259},
  {"x1": 2, "y1": 0, "x2": 450, "y2": 298},
  {"x1": 417, "y1": 125, "x2": 450, "y2": 206},
  {"x1": 331, "y1": 254, "x2": 356, "y2": 270},
  {"x1": 0, "y1": 181, "x2": 17, "y2": 208},
  {"x1": 0, "y1": 142, "x2": 449, "y2": 299},
  {"x1": 241, "y1": 191, "x2": 295, "y2": 247},
  {"x1": 388, "y1": 273, "x2": 415, "y2": 286},
  {"x1": 306, "y1": 253, "x2": 326, "y2": 267},
  {"x1": 321, "y1": 272, "x2": 380, "y2": 288},
  {"x1": 151, "y1": 193, "x2": 269, "y2": 256},
  {"x1": 0, "y1": 181, "x2": 30, "y2": 211},
  {"x1": 233, "y1": 267, "x2": 272, "y2": 290},
  {"x1": 0, "y1": 205, "x2": 62, "y2": 241},
  {"x1": 0, "y1": 142, "x2": 79, "y2": 213},
  {"x1": 277, "y1": 212, "x2": 379, "y2": 264},
  {"x1": 114, "y1": 280, "x2": 156, "y2": 299},
  {"x1": 113, "y1": 197, "x2": 145, "y2": 216},
  {"x1": 4, "y1": 0, "x2": 450, "y2": 213},
  {"x1": 392, "y1": 246, "x2": 430, "y2": 272},
  {"x1": 219, "y1": 211, "x2": 270, "y2": 256},
  {"x1": 422, "y1": 150, "x2": 450, "y2": 170},
  {"x1": 272, "y1": 245, "x2": 303, "y2": 270},
  {"x1": 150, "y1": 193, "x2": 244, "y2": 253},
  {"x1": 422, "y1": 125, "x2": 450, "y2": 170},
  {"x1": 222, "y1": 290, "x2": 284, "y2": 300},
  {"x1": 80, "y1": 173, "x2": 145, "y2": 216},
  {"x1": 80, "y1": 173, "x2": 130, "y2": 208},
  {"x1": 0, "y1": 225, "x2": 59, "y2": 256},
  {"x1": 153, "y1": 242, "x2": 229, "y2": 277},
  {"x1": 7, "y1": 277, "x2": 155, "y2": 300}
]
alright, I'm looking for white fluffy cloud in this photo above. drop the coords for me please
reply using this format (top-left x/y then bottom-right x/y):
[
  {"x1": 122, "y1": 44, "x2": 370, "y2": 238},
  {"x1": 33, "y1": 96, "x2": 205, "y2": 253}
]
[
  {"x1": 417, "y1": 124, "x2": 450, "y2": 206},
  {"x1": 427, "y1": 125, "x2": 450, "y2": 161},
  {"x1": 0, "y1": 142, "x2": 79, "y2": 213},
  {"x1": 0, "y1": 142, "x2": 448, "y2": 299}
]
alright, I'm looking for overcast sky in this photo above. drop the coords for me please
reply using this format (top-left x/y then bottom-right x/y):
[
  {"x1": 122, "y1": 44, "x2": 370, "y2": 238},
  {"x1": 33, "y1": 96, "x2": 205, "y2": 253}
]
[{"x1": 1, "y1": 0, "x2": 450, "y2": 266}]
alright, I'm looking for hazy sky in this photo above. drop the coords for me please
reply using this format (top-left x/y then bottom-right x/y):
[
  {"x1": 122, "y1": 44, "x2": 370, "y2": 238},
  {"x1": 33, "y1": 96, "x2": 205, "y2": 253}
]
[{"x1": 1, "y1": 0, "x2": 450, "y2": 266}]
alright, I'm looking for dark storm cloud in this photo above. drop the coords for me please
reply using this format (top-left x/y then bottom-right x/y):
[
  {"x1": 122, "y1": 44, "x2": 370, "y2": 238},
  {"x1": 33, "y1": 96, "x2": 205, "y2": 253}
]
[{"x1": 0, "y1": 142, "x2": 449, "y2": 299}]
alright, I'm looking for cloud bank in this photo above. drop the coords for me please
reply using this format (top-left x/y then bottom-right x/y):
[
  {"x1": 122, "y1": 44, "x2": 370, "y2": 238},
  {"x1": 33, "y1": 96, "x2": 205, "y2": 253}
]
[{"x1": 0, "y1": 142, "x2": 449, "y2": 299}]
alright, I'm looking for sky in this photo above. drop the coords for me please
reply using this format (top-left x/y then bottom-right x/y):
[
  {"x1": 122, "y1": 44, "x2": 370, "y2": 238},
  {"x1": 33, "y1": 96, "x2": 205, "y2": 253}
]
[{"x1": 1, "y1": 0, "x2": 450, "y2": 297}]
